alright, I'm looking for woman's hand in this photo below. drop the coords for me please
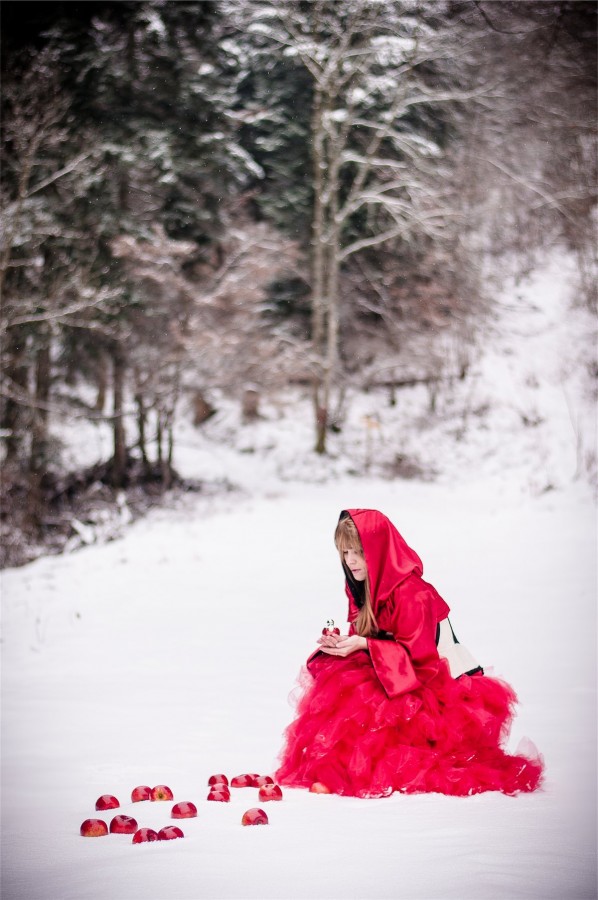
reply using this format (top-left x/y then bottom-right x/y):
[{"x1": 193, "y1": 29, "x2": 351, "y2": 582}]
[{"x1": 317, "y1": 634, "x2": 367, "y2": 656}]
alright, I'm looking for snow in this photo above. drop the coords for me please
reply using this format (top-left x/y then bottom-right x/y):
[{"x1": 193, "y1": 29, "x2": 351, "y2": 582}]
[{"x1": 1, "y1": 255, "x2": 596, "y2": 900}]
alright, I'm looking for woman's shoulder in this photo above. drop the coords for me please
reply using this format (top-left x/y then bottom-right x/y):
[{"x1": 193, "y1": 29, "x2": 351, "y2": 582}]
[{"x1": 394, "y1": 573, "x2": 450, "y2": 618}]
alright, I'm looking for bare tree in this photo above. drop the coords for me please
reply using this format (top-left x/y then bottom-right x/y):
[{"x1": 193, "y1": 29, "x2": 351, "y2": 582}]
[
  {"x1": 0, "y1": 46, "x2": 106, "y2": 485},
  {"x1": 245, "y1": 0, "x2": 494, "y2": 451}
]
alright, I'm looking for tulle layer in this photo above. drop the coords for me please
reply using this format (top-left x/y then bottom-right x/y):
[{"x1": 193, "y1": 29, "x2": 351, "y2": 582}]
[{"x1": 275, "y1": 651, "x2": 544, "y2": 798}]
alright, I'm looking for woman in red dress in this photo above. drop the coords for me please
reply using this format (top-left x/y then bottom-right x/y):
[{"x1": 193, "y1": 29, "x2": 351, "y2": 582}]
[{"x1": 275, "y1": 509, "x2": 544, "y2": 798}]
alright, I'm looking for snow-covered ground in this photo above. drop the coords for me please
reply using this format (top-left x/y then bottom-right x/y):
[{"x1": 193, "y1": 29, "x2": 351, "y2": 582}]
[{"x1": 1, "y1": 256, "x2": 596, "y2": 899}]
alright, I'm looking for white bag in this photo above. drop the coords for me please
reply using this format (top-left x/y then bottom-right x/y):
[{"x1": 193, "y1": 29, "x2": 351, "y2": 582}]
[{"x1": 436, "y1": 618, "x2": 483, "y2": 679}]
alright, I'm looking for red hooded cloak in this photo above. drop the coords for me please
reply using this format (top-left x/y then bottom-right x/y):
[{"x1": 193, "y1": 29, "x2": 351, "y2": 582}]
[{"x1": 308, "y1": 508, "x2": 450, "y2": 698}]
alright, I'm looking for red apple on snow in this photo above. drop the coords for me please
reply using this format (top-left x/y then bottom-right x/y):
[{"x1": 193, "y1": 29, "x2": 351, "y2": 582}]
[
  {"x1": 258, "y1": 784, "x2": 283, "y2": 802},
  {"x1": 80, "y1": 818, "x2": 108, "y2": 837},
  {"x1": 131, "y1": 785, "x2": 152, "y2": 802},
  {"x1": 171, "y1": 801, "x2": 197, "y2": 819},
  {"x1": 151, "y1": 784, "x2": 174, "y2": 801},
  {"x1": 132, "y1": 828, "x2": 159, "y2": 843},
  {"x1": 207, "y1": 788, "x2": 230, "y2": 802},
  {"x1": 95, "y1": 794, "x2": 119, "y2": 811},
  {"x1": 255, "y1": 775, "x2": 274, "y2": 787},
  {"x1": 241, "y1": 808, "x2": 269, "y2": 826},
  {"x1": 231, "y1": 774, "x2": 260, "y2": 788},
  {"x1": 109, "y1": 815, "x2": 138, "y2": 834},
  {"x1": 208, "y1": 783, "x2": 231, "y2": 795},
  {"x1": 158, "y1": 826, "x2": 184, "y2": 841},
  {"x1": 309, "y1": 782, "x2": 332, "y2": 794},
  {"x1": 208, "y1": 774, "x2": 229, "y2": 787}
]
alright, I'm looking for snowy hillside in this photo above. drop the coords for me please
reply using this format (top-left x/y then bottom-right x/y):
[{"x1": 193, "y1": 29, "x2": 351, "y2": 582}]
[
  {"x1": 1, "y1": 257, "x2": 596, "y2": 900},
  {"x1": 56, "y1": 253, "x2": 596, "y2": 507},
  {"x1": 168, "y1": 253, "x2": 596, "y2": 497}
]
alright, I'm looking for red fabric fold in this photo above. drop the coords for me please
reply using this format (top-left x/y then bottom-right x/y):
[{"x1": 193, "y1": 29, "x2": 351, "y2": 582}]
[{"x1": 276, "y1": 655, "x2": 544, "y2": 798}]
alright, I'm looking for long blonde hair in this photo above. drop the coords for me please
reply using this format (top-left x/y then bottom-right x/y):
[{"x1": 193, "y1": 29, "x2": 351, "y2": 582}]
[{"x1": 334, "y1": 515, "x2": 378, "y2": 637}]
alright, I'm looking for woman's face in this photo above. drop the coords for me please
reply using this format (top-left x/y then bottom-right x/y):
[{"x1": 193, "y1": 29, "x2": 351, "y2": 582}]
[{"x1": 343, "y1": 547, "x2": 367, "y2": 582}]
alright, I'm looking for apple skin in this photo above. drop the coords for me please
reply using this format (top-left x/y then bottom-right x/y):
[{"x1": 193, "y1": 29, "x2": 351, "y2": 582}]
[
  {"x1": 95, "y1": 794, "x2": 119, "y2": 811},
  {"x1": 151, "y1": 784, "x2": 174, "y2": 801},
  {"x1": 255, "y1": 775, "x2": 274, "y2": 787},
  {"x1": 171, "y1": 801, "x2": 197, "y2": 819},
  {"x1": 110, "y1": 814, "x2": 139, "y2": 834},
  {"x1": 258, "y1": 784, "x2": 283, "y2": 802},
  {"x1": 241, "y1": 808, "x2": 269, "y2": 826},
  {"x1": 80, "y1": 818, "x2": 109, "y2": 837},
  {"x1": 207, "y1": 788, "x2": 231, "y2": 802},
  {"x1": 132, "y1": 828, "x2": 159, "y2": 843},
  {"x1": 158, "y1": 826, "x2": 184, "y2": 841},
  {"x1": 309, "y1": 782, "x2": 332, "y2": 794},
  {"x1": 231, "y1": 774, "x2": 260, "y2": 788},
  {"x1": 131, "y1": 785, "x2": 152, "y2": 802},
  {"x1": 208, "y1": 774, "x2": 229, "y2": 787}
]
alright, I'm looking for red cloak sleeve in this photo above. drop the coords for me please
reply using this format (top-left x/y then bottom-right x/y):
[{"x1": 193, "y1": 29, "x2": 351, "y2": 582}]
[
  {"x1": 306, "y1": 575, "x2": 449, "y2": 696},
  {"x1": 365, "y1": 574, "x2": 450, "y2": 699}
]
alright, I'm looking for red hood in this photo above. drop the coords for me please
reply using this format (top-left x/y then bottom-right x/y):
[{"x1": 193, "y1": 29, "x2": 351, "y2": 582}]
[{"x1": 344, "y1": 508, "x2": 423, "y2": 612}]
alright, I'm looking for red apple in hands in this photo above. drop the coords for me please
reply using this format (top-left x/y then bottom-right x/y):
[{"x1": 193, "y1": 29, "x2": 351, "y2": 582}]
[
  {"x1": 255, "y1": 775, "x2": 274, "y2": 787},
  {"x1": 80, "y1": 818, "x2": 108, "y2": 837},
  {"x1": 151, "y1": 784, "x2": 174, "y2": 801},
  {"x1": 110, "y1": 815, "x2": 138, "y2": 834},
  {"x1": 131, "y1": 785, "x2": 152, "y2": 802},
  {"x1": 171, "y1": 801, "x2": 197, "y2": 819},
  {"x1": 241, "y1": 807, "x2": 269, "y2": 826},
  {"x1": 231, "y1": 774, "x2": 260, "y2": 788},
  {"x1": 208, "y1": 774, "x2": 229, "y2": 787},
  {"x1": 322, "y1": 619, "x2": 341, "y2": 636},
  {"x1": 309, "y1": 782, "x2": 332, "y2": 794},
  {"x1": 258, "y1": 784, "x2": 283, "y2": 802},
  {"x1": 132, "y1": 828, "x2": 159, "y2": 843},
  {"x1": 95, "y1": 794, "x2": 119, "y2": 811},
  {"x1": 158, "y1": 826, "x2": 184, "y2": 841}
]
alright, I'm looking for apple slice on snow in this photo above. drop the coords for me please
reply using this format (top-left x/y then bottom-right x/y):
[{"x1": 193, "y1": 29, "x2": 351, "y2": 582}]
[
  {"x1": 241, "y1": 808, "x2": 269, "y2": 826},
  {"x1": 151, "y1": 784, "x2": 174, "y2": 801},
  {"x1": 309, "y1": 782, "x2": 332, "y2": 794},
  {"x1": 132, "y1": 828, "x2": 159, "y2": 843},
  {"x1": 258, "y1": 784, "x2": 283, "y2": 801},
  {"x1": 171, "y1": 801, "x2": 197, "y2": 819},
  {"x1": 109, "y1": 815, "x2": 138, "y2": 834},
  {"x1": 80, "y1": 818, "x2": 108, "y2": 837},
  {"x1": 255, "y1": 776, "x2": 274, "y2": 787},
  {"x1": 231, "y1": 774, "x2": 260, "y2": 788},
  {"x1": 158, "y1": 826, "x2": 184, "y2": 840},
  {"x1": 207, "y1": 788, "x2": 231, "y2": 802},
  {"x1": 95, "y1": 794, "x2": 119, "y2": 811}
]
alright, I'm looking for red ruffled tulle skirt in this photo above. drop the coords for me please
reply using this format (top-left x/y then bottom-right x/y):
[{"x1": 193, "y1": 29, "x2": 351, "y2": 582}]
[{"x1": 275, "y1": 651, "x2": 544, "y2": 797}]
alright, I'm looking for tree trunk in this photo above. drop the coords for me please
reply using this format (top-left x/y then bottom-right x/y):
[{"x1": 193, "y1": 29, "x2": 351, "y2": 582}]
[
  {"x1": 95, "y1": 353, "x2": 108, "y2": 412},
  {"x1": 1, "y1": 329, "x2": 29, "y2": 463},
  {"x1": 111, "y1": 346, "x2": 127, "y2": 487},
  {"x1": 311, "y1": 85, "x2": 326, "y2": 352},
  {"x1": 192, "y1": 390, "x2": 215, "y2": 426},
  {"x1": 26, "y1": 342, "x2": 51, "y2": 528},
  {"x1": 314, "y1": 107, "x2": 342, "y2": 455},
  {"x1": 29, "y1": 343, "x2": 51, "y2": 476},
  {"x1": 166, "y1": 421, "x2": 174, "y2": 487},
  {"x1": 311, "y1": 85, "x2": 328, "y2": 451},
  {"x1": 156, "y1": 413, "x2": 163, "y2": 468},
  {"x1": 135, "y1": 389, "x2": 148, "y2": 469},
  {"x1": 242, "y1": 387, "x2": 260, "y2": 422}
]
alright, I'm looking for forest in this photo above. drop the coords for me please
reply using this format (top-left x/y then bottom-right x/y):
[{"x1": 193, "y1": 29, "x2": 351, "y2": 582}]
[{"x1": 1, "y1": 0, "x2": 596, "y2": 566}]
